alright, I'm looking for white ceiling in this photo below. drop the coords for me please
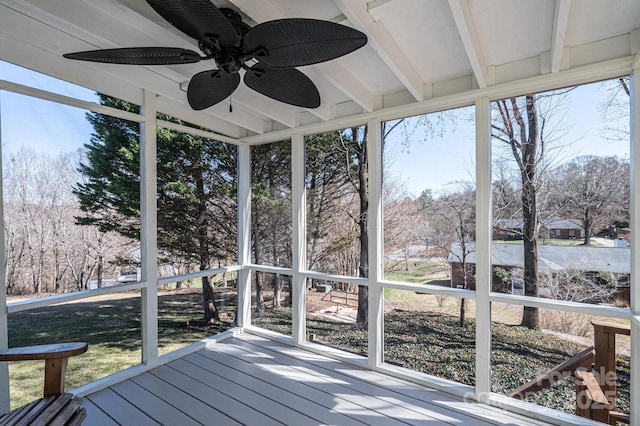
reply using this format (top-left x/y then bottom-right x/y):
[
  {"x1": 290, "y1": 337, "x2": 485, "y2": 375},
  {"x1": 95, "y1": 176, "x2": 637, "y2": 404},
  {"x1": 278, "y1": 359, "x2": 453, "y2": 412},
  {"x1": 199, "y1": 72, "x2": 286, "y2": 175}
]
[{"x1": 1, "y1": 0, "x2": 640, "y2": 140}]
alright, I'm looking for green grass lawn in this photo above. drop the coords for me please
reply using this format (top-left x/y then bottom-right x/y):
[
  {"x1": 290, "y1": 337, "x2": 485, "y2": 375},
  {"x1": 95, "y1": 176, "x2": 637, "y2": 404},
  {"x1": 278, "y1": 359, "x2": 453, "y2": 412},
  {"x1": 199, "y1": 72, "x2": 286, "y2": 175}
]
[
  {"x1": 6, "y1": 288, "x2": 234, "y2": 409},
  {"x1": 384, "y1": 259, "x2": 449, "y2": 284}
]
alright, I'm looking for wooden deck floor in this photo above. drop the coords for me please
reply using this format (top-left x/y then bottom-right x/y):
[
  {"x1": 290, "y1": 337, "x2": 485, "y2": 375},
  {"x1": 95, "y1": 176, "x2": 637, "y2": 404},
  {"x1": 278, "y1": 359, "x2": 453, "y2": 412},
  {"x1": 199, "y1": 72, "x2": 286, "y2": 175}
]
[{"x1": 81, "y1": 333, "x2": 552, "y2": 425}]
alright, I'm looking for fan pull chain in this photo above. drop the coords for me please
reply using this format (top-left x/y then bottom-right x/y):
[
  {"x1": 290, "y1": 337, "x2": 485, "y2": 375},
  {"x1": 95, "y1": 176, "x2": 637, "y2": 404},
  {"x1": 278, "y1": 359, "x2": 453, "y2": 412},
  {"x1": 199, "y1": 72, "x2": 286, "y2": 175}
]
[{"x1": 229, "y1": 78, "x2": 233, "y2": 113}]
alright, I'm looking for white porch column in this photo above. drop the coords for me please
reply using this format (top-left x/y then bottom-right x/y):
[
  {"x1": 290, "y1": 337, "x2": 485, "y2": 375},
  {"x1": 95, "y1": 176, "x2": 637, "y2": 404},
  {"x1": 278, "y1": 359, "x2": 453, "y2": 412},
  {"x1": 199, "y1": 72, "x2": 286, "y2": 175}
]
[
  {"x1": 0, "y1": 98, "x2": 9, "y2": 413},
  {"x1": 475, "y1": 96, "x2": 492, "y2": 399},
  {"x1": 236, "y1": 144, "x2": 252, "y2": 328},
  {"x1": 291, "y1": 134, "x2": 307, "y2": 345},
  {"x1": 367, "y1": 120, "x2": 384, "y2": 367},
  {"x1": 140, "y1": 89, "x2": 158, "y2": 365},
  {"x1": 629, "y1": 67, "x2": 640, "y2": 425}
]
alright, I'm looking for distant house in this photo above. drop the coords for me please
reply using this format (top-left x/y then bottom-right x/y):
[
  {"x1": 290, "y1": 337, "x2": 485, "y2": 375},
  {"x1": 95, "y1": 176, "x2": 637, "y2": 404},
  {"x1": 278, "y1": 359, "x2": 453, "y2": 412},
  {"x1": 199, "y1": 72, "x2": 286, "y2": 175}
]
[
  {"x1": 493, "y1": 218, "x2": 583, "y2": 240},
  {"x1": 543, "y1": 219, "x2": 582, "y2": 240},
  {"x1": 492, "y1": 219, "x2": 523, "y2": 240},
  {"x1": 447, "y1": 242, "x2": 630, "y2": 300}
]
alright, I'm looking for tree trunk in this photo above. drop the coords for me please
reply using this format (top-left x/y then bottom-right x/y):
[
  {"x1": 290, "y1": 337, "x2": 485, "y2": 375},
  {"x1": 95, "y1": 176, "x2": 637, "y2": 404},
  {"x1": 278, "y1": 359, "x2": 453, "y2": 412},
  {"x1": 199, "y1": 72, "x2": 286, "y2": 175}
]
[
  {"x1": 355, "y1": 126, "x2": 369, "y2": 325},
  {"x1": 583, "y1": 214, "x2": 592, "y2": 245},
  {"x1": 255, "y1": 271, "x2": 264, "y2": 313},
  {"x1": 273, "y1": 274, "x2": 282, "y2": 308},
  {"x1": 202, "y1": 275, "x2": 220, "y2": 324},
  {"x1": 253, "y1": 226, "x2": 264, "y2": 312},
  {"x1": 520, "y1": 164, "x2": 540, "y2": 330},
  {"x1": 459, "y1": 298, "x2": 466, "y2": 327},
  {"x1": 96, "y1": 255, "x2": 103, "y2": 288}
]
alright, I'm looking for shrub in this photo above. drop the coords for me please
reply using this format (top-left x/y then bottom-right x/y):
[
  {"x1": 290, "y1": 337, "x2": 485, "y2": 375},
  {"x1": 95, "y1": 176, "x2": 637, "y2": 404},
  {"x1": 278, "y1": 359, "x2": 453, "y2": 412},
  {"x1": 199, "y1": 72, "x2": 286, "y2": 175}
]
[
  {"x1": 492, "y1": 267, "x2": 511, "y2": 293},
  {"x1": 540, "y1": 310, "x2": 591, "y2": 336}
]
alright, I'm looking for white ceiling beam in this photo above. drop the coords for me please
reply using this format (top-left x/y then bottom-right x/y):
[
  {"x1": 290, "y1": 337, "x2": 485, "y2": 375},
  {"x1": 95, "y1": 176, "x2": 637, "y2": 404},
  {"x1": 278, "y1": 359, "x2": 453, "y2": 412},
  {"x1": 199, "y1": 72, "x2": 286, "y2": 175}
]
[
  {"x1": 337, "y1": 0, "x2": 424, "y2": 101},
  {"x1": 550, "y1": 0, "x2": 572, "y2": 73},
  {"x1": 447, "y1": 0, "x2": 487, "y2": 88},
  {"x1": 313, "y1": 62, "x2": 375, "y2": 112},
  {"x1": 229, "y1": 0, "x2": 376, "y2": 113},
  {"x1": 633, "y1": 51, "x2": 640, "y2": 70}
]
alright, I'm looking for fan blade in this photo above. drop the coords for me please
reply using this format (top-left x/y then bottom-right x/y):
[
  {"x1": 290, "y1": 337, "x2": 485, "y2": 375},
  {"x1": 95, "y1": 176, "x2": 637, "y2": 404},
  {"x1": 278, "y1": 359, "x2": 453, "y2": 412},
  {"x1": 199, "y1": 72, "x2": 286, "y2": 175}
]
[
  {"x1": 63, "y1": 47, "x2": 202, "y2": 65},
  {"x1": 187, "y1": 70, "x2": 240, "y2": 110},
  {"x1": 244, "y1": 65, "x2": 320, "y2": 108},
  {"x1": 243, "y1": 19, "x2": 367, "y2": 67},
  {"x1": 146, "y1": 0, "x2": 240, "y2": 47}
]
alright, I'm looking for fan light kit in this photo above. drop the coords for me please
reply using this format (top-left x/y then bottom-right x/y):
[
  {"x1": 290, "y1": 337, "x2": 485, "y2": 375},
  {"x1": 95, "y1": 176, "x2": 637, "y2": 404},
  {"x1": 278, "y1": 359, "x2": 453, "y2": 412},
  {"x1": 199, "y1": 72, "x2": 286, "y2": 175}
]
[{"x1": 64, "y1": 0, "x2": 368, "y2": 110}]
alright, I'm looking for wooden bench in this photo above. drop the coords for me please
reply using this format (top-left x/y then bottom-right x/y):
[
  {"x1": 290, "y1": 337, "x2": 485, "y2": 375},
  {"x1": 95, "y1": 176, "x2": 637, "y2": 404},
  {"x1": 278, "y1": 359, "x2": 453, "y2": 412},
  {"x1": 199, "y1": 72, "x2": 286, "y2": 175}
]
[{"x1": 0, "y1": 342, "x2": 88, "y2": 425}]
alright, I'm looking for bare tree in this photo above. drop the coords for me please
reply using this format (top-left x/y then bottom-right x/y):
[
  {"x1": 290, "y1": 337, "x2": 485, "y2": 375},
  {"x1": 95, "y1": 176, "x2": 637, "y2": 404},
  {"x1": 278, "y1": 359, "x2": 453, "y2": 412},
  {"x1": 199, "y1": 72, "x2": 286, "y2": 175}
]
[
  {"x1": 2, "y1": 148, "x2": 130, "y2": 295},
  {"x1": 491, "y1": 91, "x2": 571, "y2": 330},
  {"x1": 427, "y1": 184, "x2": 476, "y2": 326},
  {"x1": 540, "y1": 267, "x2": 618, "y2": 304},
  {"x1": 383, "y1": 173, "x2": 421, "y2": 272},
  {"x1": 599, "y1": 77, "x2": 630, "y2": 141},
  {"x1": 549, "y1": 155, "x2": 629, "y2": 245}
]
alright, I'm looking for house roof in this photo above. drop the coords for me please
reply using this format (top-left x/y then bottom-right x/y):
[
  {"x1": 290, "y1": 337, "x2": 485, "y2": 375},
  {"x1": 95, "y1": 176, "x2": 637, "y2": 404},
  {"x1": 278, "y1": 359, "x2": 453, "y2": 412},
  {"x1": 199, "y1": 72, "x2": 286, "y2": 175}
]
[
  {"x1": 448, "y1": 242, "x2": 630, "y2": 274},
  {"x1": 1, "y1": 1, "x2": 639, "y2": 142},
  {"x1": 494, "y1": 219, "x2": 583, "y2": 231},
  {"x1": 544, "y1": 219, "x2": 583, "y2": 230}
]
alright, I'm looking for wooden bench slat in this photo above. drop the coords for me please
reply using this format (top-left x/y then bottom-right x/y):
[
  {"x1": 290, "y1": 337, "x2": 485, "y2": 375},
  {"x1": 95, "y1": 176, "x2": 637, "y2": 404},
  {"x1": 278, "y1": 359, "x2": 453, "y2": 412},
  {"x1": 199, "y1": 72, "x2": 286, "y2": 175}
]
[
  {"x1": 38, "y1": 393, "x2": 74, "y2": 424},
  {"x1": 49, "y1": 401, "x2": 85, "y2": 426},
  {"x1": 0, "y1": 399, "x2": 40, "y2": 425},
  {"x1": 0, "y1": 394, "x2": 84, "y2": 426}
]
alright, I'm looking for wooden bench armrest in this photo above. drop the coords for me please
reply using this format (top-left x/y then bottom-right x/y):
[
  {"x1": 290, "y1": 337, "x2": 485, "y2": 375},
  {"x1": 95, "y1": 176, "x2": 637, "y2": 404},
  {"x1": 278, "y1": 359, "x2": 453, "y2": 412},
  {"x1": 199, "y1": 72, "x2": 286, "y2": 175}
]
[
  {"x1": 0, "y1": 342, "x2": 88, "y2": 362},
  {"x1": 0, "y1": 342, "x2": 88, "y2": 397}
]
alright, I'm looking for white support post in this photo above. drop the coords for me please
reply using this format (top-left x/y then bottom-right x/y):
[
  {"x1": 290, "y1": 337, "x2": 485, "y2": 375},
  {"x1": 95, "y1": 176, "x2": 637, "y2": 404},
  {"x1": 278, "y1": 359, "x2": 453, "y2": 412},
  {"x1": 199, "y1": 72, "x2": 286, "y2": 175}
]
[
  {"x1": 367, "y1": 120, "x2": 384, "y2": 367},
  {"x1": 0, "y1": 99, "x2": 10, "y2": 413},
  {"x1": 140, "y1": 90, "x2": 158, "y2": 365},
  {"x1": 629, "y1": 68, "x2": 640, "y2": 426},
  {"x1": 236, "y1": 144, "x2": 252, "y2": 328},
  {"x1": 291, "y1": 134, "x2": 306, "y2": 345},
  {"x1": 475, "y1": 96, "x2": 492, "y2": 400}
]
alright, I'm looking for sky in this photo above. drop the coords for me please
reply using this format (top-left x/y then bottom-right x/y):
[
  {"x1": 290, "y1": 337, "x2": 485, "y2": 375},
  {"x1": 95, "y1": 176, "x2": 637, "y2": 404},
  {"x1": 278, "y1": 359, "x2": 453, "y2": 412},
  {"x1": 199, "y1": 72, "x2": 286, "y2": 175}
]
[
  {"x1": 1, "y1": 61, "x2": 98, "y2": 156},
  {"x1": 384, "y1": 81, "x2": 630, "y2": 197},
  {"x1": 1, "y1": 60, "x2": 631, "y2": 196}
]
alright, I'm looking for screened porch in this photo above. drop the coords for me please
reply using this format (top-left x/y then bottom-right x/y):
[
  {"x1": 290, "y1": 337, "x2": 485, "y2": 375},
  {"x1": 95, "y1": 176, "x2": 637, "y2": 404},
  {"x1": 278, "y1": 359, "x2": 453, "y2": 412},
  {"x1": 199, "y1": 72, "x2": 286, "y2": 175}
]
[{"x1": 1, "y1": 1, "x2": 640, "y2": 425}]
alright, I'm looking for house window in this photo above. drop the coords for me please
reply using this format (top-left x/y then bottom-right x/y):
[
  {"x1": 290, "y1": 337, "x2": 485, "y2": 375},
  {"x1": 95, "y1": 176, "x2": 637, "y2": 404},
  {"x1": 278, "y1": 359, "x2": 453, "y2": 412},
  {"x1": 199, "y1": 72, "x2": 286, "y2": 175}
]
[
  {"x1": 569, "y1": 229, "x2": 575, "y2": 237},
  {"x1": 555, "y1": 230, "x2": 561, "y2": 237}
]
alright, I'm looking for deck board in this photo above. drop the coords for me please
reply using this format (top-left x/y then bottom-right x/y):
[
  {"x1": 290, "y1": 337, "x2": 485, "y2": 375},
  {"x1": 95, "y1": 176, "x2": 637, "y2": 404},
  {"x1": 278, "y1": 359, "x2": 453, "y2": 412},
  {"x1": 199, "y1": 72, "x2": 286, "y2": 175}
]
[
  {"x1": 213, "y1": 340, "x2": 457, "y2": 425},
  {"x1": 234, "y1": 335, "x2": 550, "y2": 426},
  {"x1": 79, "y1": 399, "x2": 118, "y2": 426},
  {"x1": 86, "y1": 387, "x2": 157, "y2": 425},
  {"x1": 191, "y1": 349, "x2": 394, "y2": 426},
  {"x1": 110, "y1": 379, "x2": 201, "y2": 426},
  {"x1": 150, "y1": 364, "x2": 282, "y2": 426},
  {"x1": 130, "y1": 372, "x2": 241, "y2": 426},
  {"x1": 167, "y1": 358, "x2": 321, "y2": 425},
  {"x1": 82, "y1": 333, "x2": 556, "y2": 425}
]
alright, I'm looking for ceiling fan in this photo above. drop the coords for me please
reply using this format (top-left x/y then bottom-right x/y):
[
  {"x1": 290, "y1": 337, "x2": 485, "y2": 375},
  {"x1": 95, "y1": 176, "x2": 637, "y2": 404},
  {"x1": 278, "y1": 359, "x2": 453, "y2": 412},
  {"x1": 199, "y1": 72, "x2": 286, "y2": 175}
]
[{"x1": 63, "y1": 0, "x2": 367, "y2": 110}]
